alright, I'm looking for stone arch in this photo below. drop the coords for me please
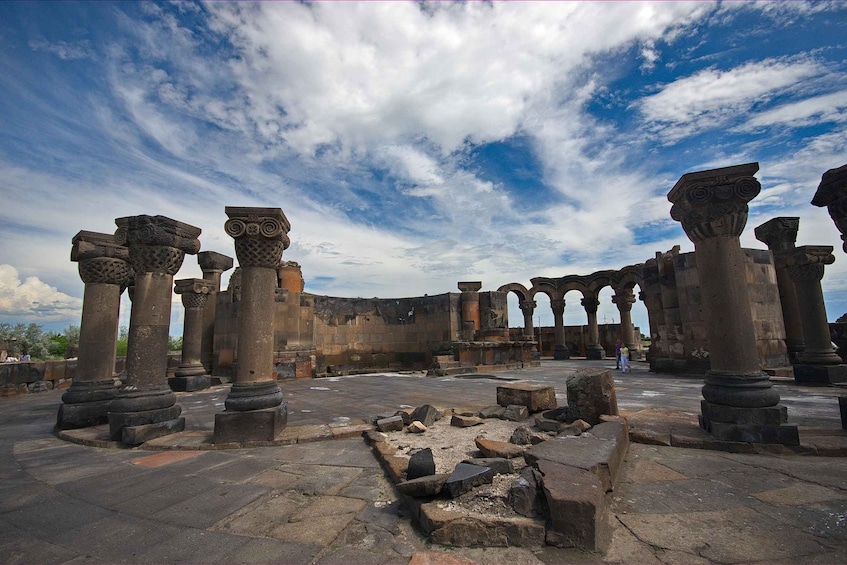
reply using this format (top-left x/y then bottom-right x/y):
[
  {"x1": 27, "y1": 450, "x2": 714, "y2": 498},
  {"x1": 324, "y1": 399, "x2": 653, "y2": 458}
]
[{"x1": 498, "y1": 282, "x2": 535, "y2": 337}]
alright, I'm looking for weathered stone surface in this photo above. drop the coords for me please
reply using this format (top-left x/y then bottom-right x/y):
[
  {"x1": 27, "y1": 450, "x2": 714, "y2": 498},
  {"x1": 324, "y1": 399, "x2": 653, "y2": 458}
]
[
  {"x1": 534, "y1": 415, "x2": 560, "y2": 433},
  {"x1": 840, "y1": 397, "x2": 847, "y2": 430},
  {"x1": 461, "y1": 457, "x2": 515, "y2": 475},
  {"x1": 451, "y1": 414, "x2": 483, "y2": 427},
  {"x1": 478, "y1": 405, "x2": 506, "y2": 419},
  {"x1": 396, "y1": 474, "x2": 449, "y2": 497},
  {"x1": 509, "y1": 425, "x2": 549, "y2": 445},
  {"x1": 496, "y1": 383, "x2": 557, "y2": 412},
  {"x1": 395, "y1": 410, "x2": 412, "y2": 425},
  {"x1": 502, "y1": 404, "x2": 529, "y2": 422},
  {"x1": 509, "y1": 466, "x2": 544, "y2": 518},
  {"x1": 376, "y1": 415, "x2": 404, "y2": 432},
  {"x1": 168, "y1": 375, "x2": 211, "y2": 392},
  {"x1": 566, "y1": 368, "x2": 618, "y2": 425},
  {"x1": 407, "y1": 421, "x2": 428, "y2": 433},
  {"x1": 444, "y1": 462, "x2": 495, "y2": 498},
  {"x1": 475, "y1": 436, "x2": 525, "y2": 459},
  {"x1": 122, "y1": 417, "x2": 186, "y2": 446},
  {"x1": 537, "y1": 459, "x2": 607, "y2": 551},
  {"x1": 559, "y1": 419, "x2": 591, "y2": 436},
  {"x1": 409, "y1": 551, "x2": 476, "y2": 565},
  {"x1": 793, "y1": 364, "x2": 847, "y2": 385},
  {"x1": 213, "y1": 406, "x2": 287, "y2": 444},
  {"x1": 407, "y1": 448, "x2": 436, "y2": 480},
  {"x1": 429, "y1": 515, "x2": 545, "y2": 548},
  {"x1": 410, "y1": 404, "x2": 441, "y2": 426},
  {"x1": 525, "y1": 423, "x2": 628, "y2": 493}
]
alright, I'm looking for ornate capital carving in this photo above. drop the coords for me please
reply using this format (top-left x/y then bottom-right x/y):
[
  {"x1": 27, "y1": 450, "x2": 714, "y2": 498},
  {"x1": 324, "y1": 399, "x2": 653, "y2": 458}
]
[
  {"x1": 668, "y1": 163, "x2": 760, "y2": 243},
  {"x1": 612, "y1": 290, "x2": 636, "y2": 312},
  {"x1": 581, "y1": 296, "x2": 600, "y2": 314},
  {"x1": 754, "y1": 217, "x2": 799, "y2": 252},
  {"x1": 71, "y1": 231, "x2": 131, "y2": 286},
  {"x1": 519, "y1": 300, "x2": 537, "y2": 313},
  {"x1": 115, "y1": 215, "x2": 201, "y2": 275},
  {"x1": 174, "y1": 278, "x2": 214, "y2": 310},
  {"x1": 786, "y1": 245, "x2": 835, "y2": 283},
  {"x1": 198, "y1": 251, "x2": 234, "y2": 274},
  {"x1": 811, "y1": 164, "x2": 847, "y2": 252},
  {"x1": 550, "y1": 299, "x2": 565, "y2": 315},
  {"x1": 225, "y1": 207, "x2": 290, "y2": 269}
]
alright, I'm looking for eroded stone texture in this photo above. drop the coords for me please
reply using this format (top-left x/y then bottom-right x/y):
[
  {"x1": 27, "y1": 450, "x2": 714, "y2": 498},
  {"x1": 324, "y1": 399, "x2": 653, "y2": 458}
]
[
  {"x1": 444, "y1": 462, "x2": 494, "y2": 498},
  {"x1": 215, "y1": 207, "x2": 290, "y2": 444},
  {"x1": 461, "y1": 457, "x2": 515, "y2": 475},
  {"x1": 811, "y1": 163, "x2": 847, "y2": 252},
  {"x1": 537, "y1": 459, "x2": 607, "y2": 551},
  {"x1": 57, "y1": 231, "x2": 130, "y2": 429},
  {"x1": 475, "y1": 437, "x2": 524, "y2": 459},
  {"x1": 566, "y1": 368, "x2": 618, "y2": 425},
  {"x1": 109, "y1": 215, "x2": 201, "y2": 445},
  {"x1": 407, "y1": 448, "x2": 436, "y2": 480},
  {"x1": 509, "y1": 466, "x2": 544, "y2": 518},
  {"x1": 397, "y1": 474, "x2": 449, "y2": 497},
  {"x1": 410, "y1": 404, "x2": 441, "y2": 427},
  {"x1": 496, "y1": 383, "x2": 557, "y2": 412}
]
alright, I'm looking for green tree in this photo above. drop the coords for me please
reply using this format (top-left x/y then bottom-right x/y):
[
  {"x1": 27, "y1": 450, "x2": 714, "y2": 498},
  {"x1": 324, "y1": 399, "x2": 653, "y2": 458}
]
[
  {"x1": 168, "y1": 335, "x2": 183, "y2": 352},
  {"x1": 116, "y1": 326, "x2": 129, "y2": 356}
]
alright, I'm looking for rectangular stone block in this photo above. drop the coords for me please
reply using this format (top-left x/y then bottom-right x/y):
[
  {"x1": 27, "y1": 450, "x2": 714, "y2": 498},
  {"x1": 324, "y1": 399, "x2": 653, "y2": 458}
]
[
  {"x1": 701, "y1": 400, "x2": 787, "y2": 426},
  {"x1": 168, "y1": 375, "x2": 211, "y2": 392},
  {"x1": 122, "y1": 417, "x2": 185, "y2": 446},
  {"x1": 496, "y1": 383, "x2": 557, "y2": 412},
  {"x1": 793, "y1": 364, "x2": 847, "y2": 385},
  {"x1": 214, "y1": 407, "x2": 287, "y2": 444},
  {"x1": 708, "y1": 421, "x2": 800, "y2": 446},
  {"x1": 109, "y1": 405, "x2": 183, "y2": 439},
  {"x1": 537, "y1": 459, "x2": 608, "y2": 551}
]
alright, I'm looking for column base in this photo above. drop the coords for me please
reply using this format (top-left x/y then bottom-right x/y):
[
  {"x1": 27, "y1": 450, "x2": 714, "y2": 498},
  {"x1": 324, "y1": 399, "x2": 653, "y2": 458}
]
[
  {"x1": 56, "y1": 379, "x2": 119, "y2": 429},
  {"x1": 214, "y1": 404, "x2": 288, "y2": 444},
  {"x1": 586, "y1": 345, "x2": 605, "y2": 360},
  {"x1": 122, "y1": 418, "x2": 185, "y2": 445},
  {"x1": 700, "y1": 400, "x2": 799, "y2": 446},
  {"x1": 108, "y1": 387, "x2": 183, "y2": 444},
  {"x1": 168, "y1": 375, "x2": 211, "y2": 392},
  {"x1": 798, "y1": 349, "x2": 843, "y2": 365},
  {"x1": 553, "y1": 344, "x2": 570, "y2": 360},
  {"x1": 793, "y1": 364, "x2": 847, "y2": 385}
]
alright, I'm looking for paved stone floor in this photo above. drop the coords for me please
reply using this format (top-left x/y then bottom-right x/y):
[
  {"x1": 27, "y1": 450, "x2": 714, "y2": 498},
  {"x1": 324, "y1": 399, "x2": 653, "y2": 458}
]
[{"x1": 2, "y1": 359, "x2": 847, "y2": 564}]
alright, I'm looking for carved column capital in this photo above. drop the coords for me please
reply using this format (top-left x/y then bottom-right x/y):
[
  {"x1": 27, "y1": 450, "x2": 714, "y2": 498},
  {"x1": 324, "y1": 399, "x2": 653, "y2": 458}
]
[
  {"x1": 71, "y1": 231, "x2": 132, "y2": 286},
  {"x1": 175, "y1": 278, "x2": 214, "y2": 310},
  {"x1": 519, "y1": 300, "x2": 537, "y2": 313},
  {"x1": 811, "y1": 164, "x2": 847, "y2": 252},
  {"x1": 198, "y1": 251, "x2": 234, "y2": 274},
  {"x1": 115, "y1": 215, "x2": 201, "y2": 275},
  {"x1": 612, "y1": 290, "x2": 636, "y2": 312},
  {"x1": 458, "y1": 281, "x2": 482, "y2": 293},
  {"x1": 668, "y1": 163, "x2": 761, "y2": 243},
  {"x1": 785, "y1": 245, "x2": 835, "y2": 283},
  {"x1": 550, "y1": 299, "x2": 565, "y2": 316},
  {"x1": 754, "y1": 217, "x2": 799, "y2": 252},
  {"x1": 225, "y1": 207, "x2": 290, "y2": 268},
  {"x1": 581, "y1": 296, "x2": 600, "y2": 314}
]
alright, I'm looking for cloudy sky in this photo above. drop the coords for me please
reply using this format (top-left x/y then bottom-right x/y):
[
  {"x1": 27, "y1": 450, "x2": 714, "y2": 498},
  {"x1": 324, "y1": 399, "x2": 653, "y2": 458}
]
[{"x1": 1, "y1": 1, "x2": 845, "y2": 337}]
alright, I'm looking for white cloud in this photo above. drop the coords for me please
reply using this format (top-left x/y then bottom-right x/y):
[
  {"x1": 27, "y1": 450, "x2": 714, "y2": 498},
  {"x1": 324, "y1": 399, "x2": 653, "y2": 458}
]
[
  {"x1": 638, "y1": 57, "x2": 826, "y2": 142},
  {"x1": 0, "y1": 265, "x2": 82, "y2": 322},
  {"x1": 739, "y1": 90, "x2": 847, "y2": 131}
]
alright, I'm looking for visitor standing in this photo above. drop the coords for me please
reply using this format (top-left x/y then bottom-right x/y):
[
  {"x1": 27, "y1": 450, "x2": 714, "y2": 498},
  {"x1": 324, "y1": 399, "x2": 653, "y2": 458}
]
[
  {"x1": 614, "y1": 338, "x2": 622, "y2": 369},
  {"x1": 620, "y1": 344, "x2": 630, "y2": 373}
]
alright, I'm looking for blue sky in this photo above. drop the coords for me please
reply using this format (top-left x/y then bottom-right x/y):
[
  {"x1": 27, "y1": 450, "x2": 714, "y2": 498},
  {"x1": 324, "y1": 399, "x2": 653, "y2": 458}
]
[{"x1": 1, "y1": 1, "x2": 846, "y2": 337}]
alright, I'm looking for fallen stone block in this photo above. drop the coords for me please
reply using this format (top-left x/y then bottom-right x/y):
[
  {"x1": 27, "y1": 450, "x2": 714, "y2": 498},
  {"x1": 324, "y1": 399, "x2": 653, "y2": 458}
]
[
  {"x1": 496, "y1": 383, "x2": 557, "y2": 412},
  {"x1": 407, "y1": 448, "x2": 436, "y2": 480},
  {"x1": 411, "y1": 404, "x2": 441, "y2": 427},
  {"x1": 430, "y1": 515, "x2": 545, "y2": 548},
  {"x1": 509, "y1": 425, "x2": 549, "y2": 445},
  {"x1": 461, "y1": 457, "x2": 514, "y2": 475},
  {"x1": 537, "y1": 459, "x2": 608, "y2": 551},
  {"x1": 397, "y1": 473, "x2": 449, "y2": 497},
  {"x1": 558, "y1": 419, "x2": 591, "y2": 436},
  {"x1": 509, "y1": 466, "x2": 545, "y2": 518},
  {"x1": 566, "y1": 368, "x2": 618, "y2": 425},
  {"x1": 475, "y1": 436, "x2": 525, "y2": 459},
  {"x1": 444, "y1": 462, "x2": 495, "y2": 498},
  {"x1": 377, "y1": 415, "x2": 405, "y2": 432},
  {"x1": 407, "y1": 421, "x2": 428, "y2": 433},
  {"x1": 451, "y1": 414, "x2": 483, "y2": 428},
  {"x1": 478, "y1": 405, "x2": 506, "y2": 419},
  {"x1": 502, "y1": 404, "x2": 529, "y2": 422}
]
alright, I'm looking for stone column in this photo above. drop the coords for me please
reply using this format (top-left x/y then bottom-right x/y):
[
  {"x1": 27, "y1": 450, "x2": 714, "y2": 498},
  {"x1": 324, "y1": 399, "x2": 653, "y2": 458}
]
[
  {"x1": 57, "y1": 231, "x2": 131, "y2": 429},
  {"x1": 785, "y1": 246, "x2": 847, "y2": 384},
  {"x1": 811, "y1": 164, "x2": 847, "y2": 252},
  {"x1": 198, "y1": 251, "x2": 233, "y2": 373},
  {"x1": 458, "y1": 281, "x2": 482, "y2": 341},
  {"x1": 582, "y1": 295, "x2": 605, "y2": 359},
  {"x1": 109, "y1": 215, "x2": 201, "y2": 445},
  {"x1": 551, "y1": 299, "x2": 570, "y2": 359},
  {"x1": 519, "y1": 300, "x2": 536, "y2": 338},
  {"x1": 612, "y1": 288, "x2": 637, "y2": 358},
  {"x1": 669, "y1": 162, "x2": 797, "y2": 445},
  {"x1": 170, "y1": 278, "x2": 215, "y2": 392},
  {"x1": 754, "y1": 217, "x2": 805, "y2": 363},
  {"x1": 214, "y1": 207, "x2": 291, "y2": 444}
]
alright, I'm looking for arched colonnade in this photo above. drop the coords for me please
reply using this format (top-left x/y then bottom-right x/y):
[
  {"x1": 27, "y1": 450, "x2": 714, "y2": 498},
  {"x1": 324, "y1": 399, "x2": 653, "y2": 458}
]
[{"x1": 498, "y1": 265, "x2": 644, "y2": 359}]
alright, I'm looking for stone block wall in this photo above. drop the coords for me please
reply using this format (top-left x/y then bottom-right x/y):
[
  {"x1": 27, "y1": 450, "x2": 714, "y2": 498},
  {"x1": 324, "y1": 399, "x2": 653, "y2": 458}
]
[{"x1": 510, "y1": 324, "x2": 643, "y2": 358}]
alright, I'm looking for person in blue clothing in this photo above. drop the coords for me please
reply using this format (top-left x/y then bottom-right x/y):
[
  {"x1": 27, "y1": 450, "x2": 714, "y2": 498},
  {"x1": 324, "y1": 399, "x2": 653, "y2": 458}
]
[
  {"x1": 620, "y1": 344, "x2": 630, "y2": 373},
  {"x1": 614, "y1": 338, "x2": 622, "y2": 369}
]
